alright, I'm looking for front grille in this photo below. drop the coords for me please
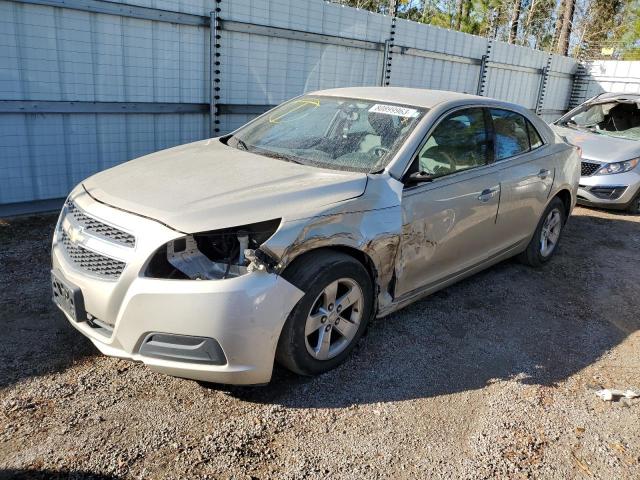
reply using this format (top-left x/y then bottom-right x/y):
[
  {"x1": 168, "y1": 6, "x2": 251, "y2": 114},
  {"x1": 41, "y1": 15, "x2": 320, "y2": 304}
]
[
  {"x1": 61, "y1": 232, "x2": 126, "y2": 279},
  {"x1": 66, "y1": 201, "x2": 135, "y2": 247},
  {"x1": 581, "y1": 161, "x2": 601, "y2": 176}
]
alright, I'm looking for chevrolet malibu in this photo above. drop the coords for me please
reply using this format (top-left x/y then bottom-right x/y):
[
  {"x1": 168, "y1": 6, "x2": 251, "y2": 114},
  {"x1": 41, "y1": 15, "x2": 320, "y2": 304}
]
[{"x1": 52, "y1": 87, "x2": 580, "y2": 385}]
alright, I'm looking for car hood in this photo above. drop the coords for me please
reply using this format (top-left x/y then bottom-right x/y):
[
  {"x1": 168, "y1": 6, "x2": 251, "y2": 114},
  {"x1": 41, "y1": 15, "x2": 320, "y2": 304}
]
[
  {"x1": 82, "y1": 139, "x2": 368, "y2": 233},
  {"x1": 552, "y1": 125, "x2": 640, "y2": 163}
]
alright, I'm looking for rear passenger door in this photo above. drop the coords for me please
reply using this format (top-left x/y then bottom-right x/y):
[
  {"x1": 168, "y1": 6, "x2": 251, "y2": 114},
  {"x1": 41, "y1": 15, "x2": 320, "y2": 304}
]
[{"x1": 489, "y1": 109, "x2": 554, "y2": 250}]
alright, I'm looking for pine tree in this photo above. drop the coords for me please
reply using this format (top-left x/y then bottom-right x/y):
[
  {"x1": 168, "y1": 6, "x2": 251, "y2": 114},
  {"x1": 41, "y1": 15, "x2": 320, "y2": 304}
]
[
  {"x1": 521, "y1": 0, "x2": 556, "y2": 49},
  {"x1": 332, "y1": 0, "x2": 639, "y2": 59},
  {"x1": 578, "y1": 0, "x2": 626, "y2": 58},
  {"x1": 509, "y1": 0, "x2": 523, "y2": 44},
  {"x1": 556, "y1": 0, "x2": 576, "y2": 55}
]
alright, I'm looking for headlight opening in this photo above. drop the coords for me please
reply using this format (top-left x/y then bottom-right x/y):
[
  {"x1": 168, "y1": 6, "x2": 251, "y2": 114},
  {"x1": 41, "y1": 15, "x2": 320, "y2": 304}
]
[{"x1": 145, "y1": 219, "x2": 281, "y2": 280}]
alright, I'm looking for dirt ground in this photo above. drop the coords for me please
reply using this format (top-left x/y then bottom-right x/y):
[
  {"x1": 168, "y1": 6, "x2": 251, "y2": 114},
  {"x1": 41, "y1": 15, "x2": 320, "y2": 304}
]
[{"x1": 1, "y1": 206, "x2": 639, "y2": 479}]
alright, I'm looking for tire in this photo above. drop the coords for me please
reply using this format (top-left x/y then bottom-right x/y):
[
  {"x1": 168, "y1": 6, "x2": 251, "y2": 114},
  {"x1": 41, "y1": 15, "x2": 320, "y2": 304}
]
[
  {"x1": 626, "y1": 192, "x2": 640, "y2": 214},
  {"x1": 518, "y1": 197, "x2": 566, "y2": 267},
  {"x1": 276, "y1": 250, "x2": 374, "y2": 376}
]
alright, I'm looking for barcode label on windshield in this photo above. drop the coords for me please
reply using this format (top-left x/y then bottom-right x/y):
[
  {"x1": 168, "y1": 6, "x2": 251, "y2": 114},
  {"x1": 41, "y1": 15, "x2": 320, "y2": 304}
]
[{"x1": 369, "y1": 104, "x2": 419, "y2": 118}]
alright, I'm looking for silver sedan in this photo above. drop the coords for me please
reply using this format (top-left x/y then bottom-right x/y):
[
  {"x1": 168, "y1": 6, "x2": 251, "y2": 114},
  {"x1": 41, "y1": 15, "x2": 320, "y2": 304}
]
[{"x1": 51, "y1": 87, "x2": 580, "y2": 385}]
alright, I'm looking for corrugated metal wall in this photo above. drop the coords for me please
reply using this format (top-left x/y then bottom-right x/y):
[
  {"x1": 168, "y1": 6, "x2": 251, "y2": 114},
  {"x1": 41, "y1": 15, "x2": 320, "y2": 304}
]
[
  {"x1": 389, "y1": 19, "x2": 487, "y2": 94},
  {"x1": 216, "y1": 0, "x2": 391, "y2": 132},
  {"x1": 581, "y1": 60, "x2": 640, "y2": 99},
  {"x1": 0, "y1": 0, "x2": 210, "y2": 210},
  {"x1": 543, "y1": 54, "x2": 576, "y2": 122},
  {"x1": 1, "y1": 0, "x2": 580, "y2": 214},
  {"x1": 485, "y1": 41, "x2": 547, "y2": 109}
]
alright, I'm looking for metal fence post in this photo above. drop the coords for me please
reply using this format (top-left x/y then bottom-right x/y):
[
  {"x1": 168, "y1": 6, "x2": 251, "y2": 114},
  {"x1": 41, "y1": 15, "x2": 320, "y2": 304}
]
[
  {"x1": 380, "y1": 0, "x2": 399, "y2": 86},
  {"x1": 379, "y1": 39, "x2": 391, "y2": 86},
  {"x1": 209, "y1": 7, "x2": 221, "y2": 136},
  {"x1": 568, "y1": 62, "x2": 589, "y2": 109},
  {"x1": 535, "y1": 54, "x2": 553, "y2": 116},
  {"x1": 476, "y1": 39, "x2": 492, "y2": 96}
]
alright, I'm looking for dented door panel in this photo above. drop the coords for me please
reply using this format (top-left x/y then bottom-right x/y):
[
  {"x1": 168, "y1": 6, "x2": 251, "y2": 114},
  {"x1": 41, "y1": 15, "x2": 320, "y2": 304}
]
[{"x1": 394, "y1": 168, "x2": 501, "y2": 299}]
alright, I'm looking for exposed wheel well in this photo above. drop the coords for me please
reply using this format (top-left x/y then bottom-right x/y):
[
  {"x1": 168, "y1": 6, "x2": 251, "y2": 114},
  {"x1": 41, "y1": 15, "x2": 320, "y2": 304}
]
[
  {"x1": 329, "y1": 246, "x2": 378, "y2": 285},
  {"x1": 554, "y1": 189, "x2": 572, "y2": 221},
  {"x1": 282, "y1": 246, "x2": 378, "y2": 290}
]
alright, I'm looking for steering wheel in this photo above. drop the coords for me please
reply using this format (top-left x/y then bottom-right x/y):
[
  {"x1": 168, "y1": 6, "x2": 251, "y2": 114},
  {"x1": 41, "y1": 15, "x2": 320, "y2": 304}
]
[
  {"x1": 422, "y1": 149, "x2": 457, "y2": 175},
  {"x1": 367, "y1": 145, "x2": 390, "y2": 158},
  {"x1": 439, "y1": 151, "x2": 457, "y2": 171}
]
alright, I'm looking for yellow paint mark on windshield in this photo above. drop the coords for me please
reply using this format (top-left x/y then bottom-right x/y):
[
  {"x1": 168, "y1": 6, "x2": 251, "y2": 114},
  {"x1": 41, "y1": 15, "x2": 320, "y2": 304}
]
[{"x1": 269, "y1": 98, "x2": 321, "y2": 124}]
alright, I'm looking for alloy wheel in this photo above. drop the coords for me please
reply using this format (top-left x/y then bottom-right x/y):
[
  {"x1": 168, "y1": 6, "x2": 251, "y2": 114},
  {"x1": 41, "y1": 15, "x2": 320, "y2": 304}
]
[
  {"x1": 540, "y1": 208, "x2": 562, "y2": 257},
  {"x1": 304, "y1": 278, "x2": 364, "y2": 361}
]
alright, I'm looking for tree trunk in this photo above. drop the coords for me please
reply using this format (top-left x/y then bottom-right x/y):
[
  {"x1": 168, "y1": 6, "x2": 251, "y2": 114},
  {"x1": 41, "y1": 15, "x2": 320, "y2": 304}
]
[
  {"x1": 463, "y1": 0, "x2": 472, "y2": 22},
  {"x1": 556, "y1": 0, "x2": 576, "y2": 56},
  {"x1": 552, "y1": 0, "x2": 565, "y2": 49},
  {"x1": 508, "y1": 0, "x2": 522, "y2": 44},
  {"x1": 490, "y1": 3, "x2": 503, "y2": 38},
  {"x1": 522, "y1": 0, "x2": 538, "y2": 42},
  {"x1": 455, "y1": 0, "x2": 464, "y2": 30}
]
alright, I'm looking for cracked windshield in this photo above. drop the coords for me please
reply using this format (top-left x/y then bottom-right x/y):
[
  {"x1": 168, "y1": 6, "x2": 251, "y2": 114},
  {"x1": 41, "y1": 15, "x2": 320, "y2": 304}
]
[
  {"x1": 560, "y1": 100, "x2": 640, "y2": 140},
  {"x1": 227, "y1": 96, "x2": 425, "y2": 172}
]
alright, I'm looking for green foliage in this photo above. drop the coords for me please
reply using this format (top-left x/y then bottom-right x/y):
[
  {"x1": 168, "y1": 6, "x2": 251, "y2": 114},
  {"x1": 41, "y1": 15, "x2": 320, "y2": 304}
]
[
  {"x1": 621, "y1": 4, "x2": 640, "y2": 59},
  {"x1": 573, "y1": 0, "x2": 624, "y2": 58},
  {"x1": 331, "y1": 0, "x2": 639, "y2": 58}
]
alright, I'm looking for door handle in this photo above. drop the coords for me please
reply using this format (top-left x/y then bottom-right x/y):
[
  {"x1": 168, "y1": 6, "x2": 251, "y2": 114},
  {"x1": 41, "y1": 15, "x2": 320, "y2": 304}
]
[
  {"x1": 537, "y1": 169, "x2": 551, "y2": 179},
  {"x1": 477, "y1": 188, "x2": 498, "y2": 202}
]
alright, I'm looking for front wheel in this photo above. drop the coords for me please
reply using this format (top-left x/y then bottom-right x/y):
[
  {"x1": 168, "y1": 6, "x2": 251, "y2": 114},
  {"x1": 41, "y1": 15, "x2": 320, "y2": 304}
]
[
  {"x1": 518, "y1": 197, "x2": 566, "y2": 267},
  {"x1": 626, "y1": 192, "x2": 640, "y2": 214},
  {"x1": 276, "y1": 250, "x2": 373, "y2": 376}
]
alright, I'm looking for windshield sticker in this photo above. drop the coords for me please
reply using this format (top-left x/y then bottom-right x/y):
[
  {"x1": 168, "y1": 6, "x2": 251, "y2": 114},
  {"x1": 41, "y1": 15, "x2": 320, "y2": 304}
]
[
  {"x1": 269, "y1": 99, "x2": 321, "y2": 124},
  {"x1": 369, "y1": 104, "x2": 419, "y2": 118}
]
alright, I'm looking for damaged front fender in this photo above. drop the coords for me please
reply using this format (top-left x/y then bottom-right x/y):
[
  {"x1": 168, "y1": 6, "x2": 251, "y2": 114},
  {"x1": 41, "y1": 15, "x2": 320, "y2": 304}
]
[{"x1": 261, "y1": 174, "x2": 404, "y2": 313}]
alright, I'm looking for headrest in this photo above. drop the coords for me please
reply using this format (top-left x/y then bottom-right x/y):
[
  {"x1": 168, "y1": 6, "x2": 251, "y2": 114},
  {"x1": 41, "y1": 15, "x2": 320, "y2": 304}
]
[{"x1": 433, "y1": 119, "x2": 467, "y2": 145}]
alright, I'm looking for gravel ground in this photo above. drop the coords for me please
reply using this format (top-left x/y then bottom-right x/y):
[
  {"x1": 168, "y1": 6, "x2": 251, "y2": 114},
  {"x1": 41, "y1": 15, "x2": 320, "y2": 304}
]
[{"x1": 1, "y1": 206, "x2": 639, "y2": 479}]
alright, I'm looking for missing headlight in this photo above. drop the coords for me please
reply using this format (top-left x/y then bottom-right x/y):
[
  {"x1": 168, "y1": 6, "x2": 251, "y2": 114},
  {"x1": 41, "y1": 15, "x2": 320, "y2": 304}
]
[{"x1": 145, "y1": 219, "x2": 281, "y2": 280}]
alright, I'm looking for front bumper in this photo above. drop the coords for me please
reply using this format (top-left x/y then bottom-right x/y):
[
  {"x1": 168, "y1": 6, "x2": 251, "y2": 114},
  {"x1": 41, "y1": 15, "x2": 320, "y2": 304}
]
[
  {"x1": 52, "y1": 188, "x2": 304, "y2": 385},
  {"x1": 577, "y1": 169, "x2": 640, "y2": 209}
]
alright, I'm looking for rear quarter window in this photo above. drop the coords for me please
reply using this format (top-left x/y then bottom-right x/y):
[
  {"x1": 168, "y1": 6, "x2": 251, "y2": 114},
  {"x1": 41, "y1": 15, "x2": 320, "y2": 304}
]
[
  {"x1": 527, "y1": 121, "x2": 544, "y2": 149},
  {"x1": 490, "y1": 109, "x2": 544, "y2": 160},
  {"x1": 490, "y1": 109, "x2": 529, "y2": 160}
]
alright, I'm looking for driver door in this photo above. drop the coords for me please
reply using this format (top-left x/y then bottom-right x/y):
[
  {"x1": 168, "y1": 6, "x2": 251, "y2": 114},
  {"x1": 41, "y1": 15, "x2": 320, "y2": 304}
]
[{"x1": 394, "y1": 107, "x2": 502, "y2": 298}]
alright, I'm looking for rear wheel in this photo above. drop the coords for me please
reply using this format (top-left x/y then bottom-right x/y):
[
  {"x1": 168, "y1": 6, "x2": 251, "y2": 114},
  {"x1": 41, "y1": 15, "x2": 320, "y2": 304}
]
[
  {"x1": 518, "y1": 197, "x2": 566, "y2": 267},
  {"x1": 276, "y1": 250, "x2": 373, "y2": 376}
]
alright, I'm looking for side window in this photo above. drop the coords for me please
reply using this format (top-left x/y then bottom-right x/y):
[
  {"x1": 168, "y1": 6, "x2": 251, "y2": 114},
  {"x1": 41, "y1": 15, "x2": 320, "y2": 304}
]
[
  {"x1": 490, "y1": 109, "x2": 530, "y2": 160},
  {"x1": 417, "y1": 108, "x2": 490, "y2": 177},
  {"x1": 527, "y1": 121, "x2": 544, "y2": 149}
]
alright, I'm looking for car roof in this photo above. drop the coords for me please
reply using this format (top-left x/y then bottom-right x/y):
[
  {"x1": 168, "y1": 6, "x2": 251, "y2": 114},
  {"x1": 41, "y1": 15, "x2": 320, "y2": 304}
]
[
  {"x1": 310, "y1": 86, "x2": 555, "y2": 145},
  {"x1": 310, "y1": 87, "x2": 488, "y2": 109}
]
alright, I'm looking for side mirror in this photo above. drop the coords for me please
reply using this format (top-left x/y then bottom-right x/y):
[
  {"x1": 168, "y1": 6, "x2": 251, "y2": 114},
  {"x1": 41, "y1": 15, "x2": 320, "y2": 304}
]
[{"x1": 406, "y1": 171, "x2": 436, "y2": 185}]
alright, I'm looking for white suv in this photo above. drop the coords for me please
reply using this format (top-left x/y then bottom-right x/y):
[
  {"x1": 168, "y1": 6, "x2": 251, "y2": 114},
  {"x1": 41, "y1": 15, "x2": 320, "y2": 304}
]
[{"x1": 552, "y1": 92, "x2": 640, "y2": 214}]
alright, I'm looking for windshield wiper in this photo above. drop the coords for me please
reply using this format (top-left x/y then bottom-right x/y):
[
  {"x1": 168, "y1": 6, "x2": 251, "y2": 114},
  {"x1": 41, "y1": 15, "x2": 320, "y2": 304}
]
[
  {"x1": 563, "y1": 121, "x2": 598, "y2": 133},
  {"x1": 259, "y1": 150, "x2": 304, "y2": 165},
  {"x1": 230, "y1": 136, "x2": 249, "y2": 151}
]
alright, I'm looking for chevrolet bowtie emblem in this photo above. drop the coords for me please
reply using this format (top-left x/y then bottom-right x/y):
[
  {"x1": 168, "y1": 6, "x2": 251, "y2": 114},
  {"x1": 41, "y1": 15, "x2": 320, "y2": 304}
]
[{"x1": 67, "y1": 224, "x2": 84, "y2": 244}]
